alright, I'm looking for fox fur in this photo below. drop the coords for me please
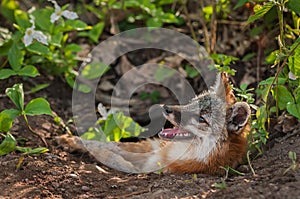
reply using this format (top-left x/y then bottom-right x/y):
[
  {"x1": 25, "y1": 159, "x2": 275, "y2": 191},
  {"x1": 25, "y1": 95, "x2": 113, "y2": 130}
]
[{"x1": 57, "y1": 72, "x2": 251, "y2": 175}]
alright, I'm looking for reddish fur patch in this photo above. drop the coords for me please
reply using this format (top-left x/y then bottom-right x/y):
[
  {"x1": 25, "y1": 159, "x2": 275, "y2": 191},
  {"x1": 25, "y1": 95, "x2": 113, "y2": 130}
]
[
  {"x1": 221, "y1": 72, "x2": 236, "y2": 105},
  {"x1": 165, "y1": 124, "x2": 249, "y2": 174}
]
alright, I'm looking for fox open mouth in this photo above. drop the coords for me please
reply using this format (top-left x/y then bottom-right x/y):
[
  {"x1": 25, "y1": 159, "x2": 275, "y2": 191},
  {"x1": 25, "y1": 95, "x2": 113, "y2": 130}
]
[{"x1": 159, "y1": 127, "x2": 194, "y2": 141}]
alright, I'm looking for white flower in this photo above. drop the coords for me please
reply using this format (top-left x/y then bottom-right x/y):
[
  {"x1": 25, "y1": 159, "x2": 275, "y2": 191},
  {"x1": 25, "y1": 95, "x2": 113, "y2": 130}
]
[
  {"x1": 289, "y1": 71, "x2": 297, "y2": 80},
  {"x1": 97, "y1": 103, "x2": 115, "y2": 120},
  {"x1": 23, "y1": 15, "x2": 48, "y2": 47},
  {"x1": 49, "y1": 0, "x2": 78, "y2": 23}
]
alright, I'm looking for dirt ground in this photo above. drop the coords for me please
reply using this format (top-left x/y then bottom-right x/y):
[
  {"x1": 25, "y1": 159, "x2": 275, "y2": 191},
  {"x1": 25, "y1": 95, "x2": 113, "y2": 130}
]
[{"x1": 0, "y1": 76, "x2": 300, "y2": 199}]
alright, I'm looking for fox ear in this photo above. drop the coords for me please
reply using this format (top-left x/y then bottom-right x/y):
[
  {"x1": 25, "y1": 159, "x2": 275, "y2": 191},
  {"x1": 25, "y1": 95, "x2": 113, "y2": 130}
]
[
  {"x1": 213, "y1": 72, "x2": 236, "y2": 105},
  {"x1": 227, "y1": 102, "x2": 251, "y2": 134}
]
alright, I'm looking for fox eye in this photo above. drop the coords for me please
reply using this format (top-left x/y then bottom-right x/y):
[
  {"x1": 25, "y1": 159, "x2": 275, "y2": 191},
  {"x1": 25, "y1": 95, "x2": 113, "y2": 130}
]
[{"x1": 199, "y1": 116, "x2": 206, "y2": 123}]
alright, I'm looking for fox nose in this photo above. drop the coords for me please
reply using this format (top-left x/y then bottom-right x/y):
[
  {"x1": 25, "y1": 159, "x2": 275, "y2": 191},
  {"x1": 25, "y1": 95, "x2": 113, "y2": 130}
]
[{"x1": 162, "y1": 105, "x2": 173, "y2": 114}]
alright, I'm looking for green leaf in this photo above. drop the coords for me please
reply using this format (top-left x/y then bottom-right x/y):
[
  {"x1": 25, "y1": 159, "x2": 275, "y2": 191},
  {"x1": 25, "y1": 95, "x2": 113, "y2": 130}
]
[
  {"x1": 259, "y1": 77, "x2": 286, "y2": 85},
  {"x1": 17, "y1": 65, "x2": 39, "y2": 77},
  {"x1": 146, "y1": 18, "x2": 163, "y2": 27},
  {"x1": 50, "y1": 32, "x2": 63, "y2": 47},
  {"x1": 154, "y1": 66, "x2": 175, "y2": 82},
  {"x1": 234, "y1": 0, "x2": 249, "y2": 10},
  {"x1": 5, "y1": 83, "x2": 24, "y2": 111},
  {"x1": 2, "y1": 109, "x2": 21, "y2": 119},
  {"x1": 81, "y1": 127, "x2": 106, "y2": 141},
  {"x1": 80, "y1": 62, "x2": 110, "y2": 80},
  {"x1": 0, "y1": 109, "x2": 20, "y2": 132},
  {"x1": 65, "y1": 43, "x2": 82, "y2": 53},
  {"x1": 0, "y1": 68, "x2": 17, "y2": 79},
  {"x1": 26, "y1": 42, "x2": 50, "y2": 55},
  {"x1": 63, "y1": 20, "x2": 90, "y2": 31},
  {"x1": 185, "y1": 65, "x2": 199, "y2": 78},
  {"x1": 287, "y1": 102, "x2": 300, "y2": 120},
  {"x1": 32, "y1": 8, "x2": 52, "y2": 32},
  {"x1": 89, "y1": 22, "x2": 104, "y2": 43},
  {"x1": 0, "y1": 112, "x2": 13, "y2": 132},
  {"x1": 286, "y1": 0, "x2": 300, "y2": 14},
  {"x1": 24, "y1": 98, "x2": 52, "y2": 116},
  {"x1": 16, "y1": 146, "x2": 49, "y2": 154},
  {"x1": 0, "y1": 133, "x2": 16, "y2": 155},
  {"x1": 0, "y1": 38, "x2": 13, "y2": 56},
  {"x1": 14, "y1": 9, "x2": 30, "y2": 29},
  {"x1": 102, "y1": 112, "x2": 145, "y2": 141},
  {"x1": 8, "y1": 43, "x2": 23, "y2": 71},
  {"x1": 274, "y1": 85, "x2": 294, "y2": 110},
  {"x1": 1, "y1": 0, "x2": 19, "y2": 23},
  {"x1": 77, "y1": 84, "x2": 92, "y2": 93},
  {"x1": 30, "y1": 83, "x2": 49, "y2": 93},
  {"x1": 247, "y1": 3, "x2": 274, "y2": 23},
  {"x1": 288, "y1": 39, "x2": 300, "y2": 76}
]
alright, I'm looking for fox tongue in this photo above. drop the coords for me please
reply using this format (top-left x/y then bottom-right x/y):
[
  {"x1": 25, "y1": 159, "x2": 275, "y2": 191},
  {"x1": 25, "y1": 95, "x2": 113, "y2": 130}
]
[{"x1": 159, "y1": 128, "x2": 189, "y2": 140}]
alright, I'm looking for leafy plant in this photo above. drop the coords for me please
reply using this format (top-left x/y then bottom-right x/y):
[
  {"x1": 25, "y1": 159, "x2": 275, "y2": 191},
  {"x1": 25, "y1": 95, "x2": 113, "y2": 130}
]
[
  {"x1": 283, "y1": 151, "x2": 299, "y2": 174},
  {"x1": 81, "y1": 103, "x2": 146, "y2": 142},
  {"x1": 0, "y1": 83, "x2": 52, "y2": 146},
  {"x1": 212, "y1": 179, "x2": 227, "y2": 189},
  {"x1": 239, "y1": 0, "x2": 300, "y2": 152},
  {"x1": 234, "y1": 84, "x2": 255, "y2": 104},
  {"x1": 0, "y1": 132, "x2": 49, "y2": 156},
  {"x1": 0, "y1": 0, "x2": 91, "y2": 87},
  {"x1": 184, "y1": 65, "x2": 199, "y2": 78},
  {"x1": 209, "y1": 53, "x2": 238, "y2": 75}
]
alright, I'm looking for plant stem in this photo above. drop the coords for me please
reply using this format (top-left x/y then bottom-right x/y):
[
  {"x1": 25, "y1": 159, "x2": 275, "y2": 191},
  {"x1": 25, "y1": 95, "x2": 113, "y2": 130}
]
[
  {"x1": 277, "y1": 3, "x2": 285, "y2": 50},
  {"x1": 247, "y1": 151, "x2": 256, "y2": 176},
  {"x1": 23, "y1": 114, "x2": 48, "y2": 147}
]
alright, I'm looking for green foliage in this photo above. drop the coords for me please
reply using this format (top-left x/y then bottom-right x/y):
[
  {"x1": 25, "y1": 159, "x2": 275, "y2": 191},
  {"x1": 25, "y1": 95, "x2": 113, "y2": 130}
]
[
  {"x1": 234, "y1": 84, "x2": 255, "y2": 105},
  {"x1": 113, "y1": 0, "x2": 183, "y2": 28},
  {"x1": 240, "y1": 0, "x2": 300, "y2": 152},
  {"x1": 76, "y1": 62, "x2": 110, "y2": 93},
  {"x1": 0, "y1": 84, "x2": 51, "y2": 155},
  {"x1": 0, "y1": 133, "x2": 16, "y2": 155},
  {"x1": 184, "y1": 65, "x2": 199, "y2": 78},
  {"x1": 246, "y1": 3, "x2": 274, "y2": 23},
  {"x1": 140, "y1": 91, "x2": 161, "y2": 103},
  {"x1": 212, "y1": 179, "x2": 227, "y2": 189},
  {"x1": 202, "y1": 0, "x2": 231, "y2": 21},
  {"x1": 0, "y1": 0, "x2": 91, "y2": 86},
  {"x1": 0, "y1": 84, "x2": 52, "y2": 134},
  {"x1": 0, "y1": 132, "x2": 48, "y2": 156},
  {"x1": 209, "y1": 53, "x2": 238, "y2": 75},
  {"x1": 81, "y1": 104, "x2": 146, "y2": 142}
]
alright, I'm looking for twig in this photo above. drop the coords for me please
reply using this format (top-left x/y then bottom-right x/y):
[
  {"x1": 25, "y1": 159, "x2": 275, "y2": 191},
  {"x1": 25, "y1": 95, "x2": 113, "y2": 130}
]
[
  {"x1": 182, "y1": 1, "x2": 197, "y2": 42},
  {"x1": 198, "y1": 1, "x2": 211, "y2": 54},
  {"x1": 210, "y1": 0, "x2": 217, "y2": 54},
  {"x1": 218, "y1": 20, "x2": 247, "y2": 26},
  {"x1": 247, "y1": 150, "x2": 256, "y2": 176}
]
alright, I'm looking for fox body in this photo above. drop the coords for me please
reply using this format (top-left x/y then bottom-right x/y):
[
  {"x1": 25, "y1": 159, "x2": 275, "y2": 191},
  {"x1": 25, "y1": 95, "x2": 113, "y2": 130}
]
[{"x1": 57, "y1": 72, "x2": 251, "y2": 174}]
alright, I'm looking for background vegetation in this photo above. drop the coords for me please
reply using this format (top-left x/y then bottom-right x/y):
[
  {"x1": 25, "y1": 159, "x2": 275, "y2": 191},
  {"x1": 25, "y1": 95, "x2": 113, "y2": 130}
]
[{"x1": 0, "y1": 0, "x2": 299, "y2": 160}]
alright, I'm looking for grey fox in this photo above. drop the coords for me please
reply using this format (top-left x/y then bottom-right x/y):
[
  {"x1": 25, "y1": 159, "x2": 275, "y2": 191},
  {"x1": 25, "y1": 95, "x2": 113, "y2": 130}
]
[{"x1": 57, "y1": 72, "x2": 251, "y2": 174}]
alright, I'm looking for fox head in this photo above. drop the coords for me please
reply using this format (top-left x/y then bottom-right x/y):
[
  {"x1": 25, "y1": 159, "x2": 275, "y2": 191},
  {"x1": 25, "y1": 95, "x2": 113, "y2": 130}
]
[{"x1": 159, "y1": 72, "x2": 251, "y2": 142}]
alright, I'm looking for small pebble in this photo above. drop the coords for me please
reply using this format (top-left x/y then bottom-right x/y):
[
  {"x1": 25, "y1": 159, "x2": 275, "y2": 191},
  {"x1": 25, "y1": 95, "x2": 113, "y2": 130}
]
[
  {"x1": 81, "y1": 186, "x2": 90, "y2": 191},
  {"x1": 69, "y1": 173, "x2": 79, "y2": 179}
]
